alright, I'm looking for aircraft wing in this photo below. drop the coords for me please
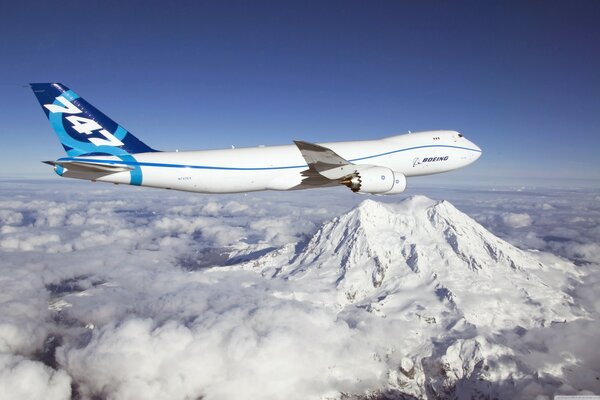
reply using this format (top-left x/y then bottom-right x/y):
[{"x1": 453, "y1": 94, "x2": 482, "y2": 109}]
[
  {"x1": 293, "y1": 140, "x2": 355, "y2": 180},
  {"x1": 43, "y1": 160, "x2": 133, "y2": 173}
]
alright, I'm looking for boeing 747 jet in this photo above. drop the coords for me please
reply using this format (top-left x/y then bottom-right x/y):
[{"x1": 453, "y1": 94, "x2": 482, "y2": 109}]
[{"x1": 31, "y1": 83, "x2": 482, "y2": 195}]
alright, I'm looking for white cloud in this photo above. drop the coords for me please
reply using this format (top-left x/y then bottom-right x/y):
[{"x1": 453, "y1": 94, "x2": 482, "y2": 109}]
[
  {"x1": 58, "y1": 304, "x2": 386, "y2": 400},
  {"x1": 0, "y1": 210, "x2": 23, "y2": 226},
  {"x1": 0, "y1": 181, "x2": 598, "y2": 399},
  {"x1": 0, "y1": 233, "x2": 61, "y2": 252},
  {"x1": 0, "y1": 354, "x2": 71, "y2": 400},
  {"x1": 565, "y1": 242, "x2": 600, "y2": 264},
  {"x1": 502, "y1": 212, "x2": 533, "y2": 228},
  {"x1": 541, "y1": 203, "x2": 554, "y2": 210},
  {"x1": 201, "y1": 201, "x2": 222, "y2": 215}
]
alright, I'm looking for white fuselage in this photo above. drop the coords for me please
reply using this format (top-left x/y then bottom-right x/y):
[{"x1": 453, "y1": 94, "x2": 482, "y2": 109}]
[{"x1": 57, "y1": 130, "x2": 481, "y2": 193}]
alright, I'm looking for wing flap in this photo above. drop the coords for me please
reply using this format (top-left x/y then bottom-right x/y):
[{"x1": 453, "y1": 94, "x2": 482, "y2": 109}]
[{"x1": 293, "y1": 140, "x2": 355, "y2": 180}]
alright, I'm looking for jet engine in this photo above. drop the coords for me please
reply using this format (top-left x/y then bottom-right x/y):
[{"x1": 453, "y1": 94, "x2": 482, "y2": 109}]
[{"x1": 340, "y1": 166, "x2": 407, "y2": 194}]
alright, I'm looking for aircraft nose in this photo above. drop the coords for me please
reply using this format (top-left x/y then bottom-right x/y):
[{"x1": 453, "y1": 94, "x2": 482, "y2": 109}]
[
  {"x1": 468, "y1": 140, "x2": 482, "y2": 160},
  {"x1": 474, "y1": 146, "x2": 482, "y2": 161}
]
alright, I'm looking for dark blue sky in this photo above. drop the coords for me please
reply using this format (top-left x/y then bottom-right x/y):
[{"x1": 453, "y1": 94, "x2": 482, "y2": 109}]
[{"x1": 1, "y1": 1, "x2": 599, "y2": 185}]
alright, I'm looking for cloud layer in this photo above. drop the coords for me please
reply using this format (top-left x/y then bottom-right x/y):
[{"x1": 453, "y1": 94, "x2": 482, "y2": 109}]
[{"x1": 0, "y1": 180, "x2": 598, "y2": 399}]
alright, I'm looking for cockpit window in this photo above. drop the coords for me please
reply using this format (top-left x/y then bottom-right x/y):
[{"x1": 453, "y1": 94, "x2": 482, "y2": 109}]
[{"x1": 458, "y1": 134, "x2": 464, "y2": 138}]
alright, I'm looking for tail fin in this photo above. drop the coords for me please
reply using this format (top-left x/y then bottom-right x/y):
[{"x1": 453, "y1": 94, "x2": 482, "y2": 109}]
[{"x1": 30, "y1": 83, "x2": 158, "y2": 157}]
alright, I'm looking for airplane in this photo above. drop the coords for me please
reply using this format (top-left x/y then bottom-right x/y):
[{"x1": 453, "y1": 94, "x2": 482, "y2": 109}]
[{"x1": 31, "y1": 83, "x2": 482, "y2": 195}]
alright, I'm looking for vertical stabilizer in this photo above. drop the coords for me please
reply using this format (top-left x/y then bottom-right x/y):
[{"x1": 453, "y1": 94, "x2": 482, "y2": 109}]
[{"x1": 30, "y1": 83, "x2": 158, "y2": 156}]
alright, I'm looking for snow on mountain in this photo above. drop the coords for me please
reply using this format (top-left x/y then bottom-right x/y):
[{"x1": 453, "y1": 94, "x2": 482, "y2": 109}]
[{"x1": 231, "y1": 196, "x2": 583, "y2": 398}]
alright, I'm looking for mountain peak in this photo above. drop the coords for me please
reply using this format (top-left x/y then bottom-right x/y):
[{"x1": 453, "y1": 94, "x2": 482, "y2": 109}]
[
  {"x1": 355, "y1": 196, "x2": 461, "y2": 225},
  {"x1": 229, "y1": 198, "x2": 580, "y2": 399},
  {"x1": 238, "y1": 198, "x2": 576, "y2": 332},
  {"x1": 357, "y1": 195, "x2": 439, "y2": 213}
]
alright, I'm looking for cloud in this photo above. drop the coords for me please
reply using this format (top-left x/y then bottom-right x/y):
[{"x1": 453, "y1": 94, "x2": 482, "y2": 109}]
[
  {"x1": 501, "y1": 212, "x2": 533, "y2": 228},
  {"x1": 541, "y1": 203, "x2": 554, "y2": 210},
  {"x1": 0, "y1": 210, "x2": 23, "y2": 225},
  {"x1": 0, "y1": 354, "x2": 71, "y2": 400},
  {"x1": 0, "y1": 233, "x2": 62, "y2": 252},
  {"x1": 58, "y1": 303, "x2": 385, "y2": 400},
  {"x1": 564, "y1": 242, "x2": 600, "y2": 264},
  {"x1": 0, "y1": 181, "x2": 598, "y2": 399}
]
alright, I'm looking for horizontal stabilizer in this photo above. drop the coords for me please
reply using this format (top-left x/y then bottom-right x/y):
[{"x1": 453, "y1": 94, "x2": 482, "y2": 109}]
[{"x1": 43, "y1": 160, "x2": 133, "y2": 173}]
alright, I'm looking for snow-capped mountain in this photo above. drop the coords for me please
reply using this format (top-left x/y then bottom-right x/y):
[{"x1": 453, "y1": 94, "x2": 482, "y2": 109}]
[{"x1": 232, "y1": 196, "x2": 582, "y2": 399}]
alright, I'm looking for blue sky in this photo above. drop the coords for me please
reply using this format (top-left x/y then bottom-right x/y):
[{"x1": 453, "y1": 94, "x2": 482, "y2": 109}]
[{"x1": 1, "y1": 1, "x2": 599, "y2": 186}]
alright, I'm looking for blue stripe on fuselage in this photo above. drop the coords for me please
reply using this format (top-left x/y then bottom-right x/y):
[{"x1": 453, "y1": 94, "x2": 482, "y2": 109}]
[{"x1": 58, "y1": 144, "x2": 482, "y2": 172}]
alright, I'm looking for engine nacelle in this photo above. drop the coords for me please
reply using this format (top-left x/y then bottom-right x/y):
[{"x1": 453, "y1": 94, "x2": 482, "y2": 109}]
[
  {"x1": 340, "y1": 166, "x2": 407, "y2": 195},
  {"x1": 381, "y1": 171, "x2": 407, "y2": 194}
]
